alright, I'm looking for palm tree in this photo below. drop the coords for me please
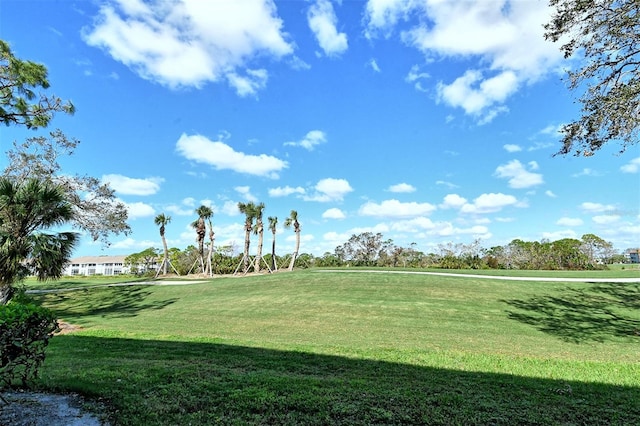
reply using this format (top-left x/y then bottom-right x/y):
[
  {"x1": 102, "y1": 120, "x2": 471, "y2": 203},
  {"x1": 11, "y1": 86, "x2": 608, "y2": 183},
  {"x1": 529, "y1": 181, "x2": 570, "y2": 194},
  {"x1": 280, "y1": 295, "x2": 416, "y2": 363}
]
[
  {"x1": 252, "y1": 202, "x2": 265, "y2": 272},
  {"x1": 204, "y1": 208, "x2": 215, "y2": 276},
  {"x1": 284, "y1": 210, "x2": 300, "y2": 271},
  {"x1": 154, "y1": 213, "x2": 171, "y2": 275},
  {"x1": 0, "y1": 178, "x2": 78, "y2": 304},
  {"x1": 237, "y1": 202, "x2": 256, "y2": 273},
  {"x1": 192, "y1": 205, "x2": 211, "y2": 274},
  {"x1": 267, "y1": 216, "x2": 278, "y2": 271}
]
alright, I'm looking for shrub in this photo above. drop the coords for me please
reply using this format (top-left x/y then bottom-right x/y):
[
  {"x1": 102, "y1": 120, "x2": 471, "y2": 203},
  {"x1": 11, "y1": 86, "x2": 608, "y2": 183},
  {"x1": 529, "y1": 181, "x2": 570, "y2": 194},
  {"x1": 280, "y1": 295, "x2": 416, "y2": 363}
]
[{"x1": 0, "y1": 294, "x2": 59, "y2": 388}]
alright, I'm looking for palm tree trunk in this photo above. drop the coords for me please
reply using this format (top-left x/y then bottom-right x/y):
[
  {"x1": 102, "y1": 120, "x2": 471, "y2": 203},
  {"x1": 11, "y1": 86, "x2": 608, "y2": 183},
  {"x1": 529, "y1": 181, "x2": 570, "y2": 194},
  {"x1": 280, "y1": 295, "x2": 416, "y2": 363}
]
[
  {"x1": 161, "y1": 235, "x2": 169, "y2": 275},
  {"x1": 206, "y1": 229, "x2": 215, "y2": 276},
  {"x1": 289, "y1": 228, "x2": 300, "y2": 271},
  {"x1": 271, "y1": 233, "x2": 277, "y2": 271},
  {"x1": 243, "y1": 224, "x2": 251, "y2": 273},
  {"x1": 255, "y1": 224, "x2": 264, "y2": 272}
]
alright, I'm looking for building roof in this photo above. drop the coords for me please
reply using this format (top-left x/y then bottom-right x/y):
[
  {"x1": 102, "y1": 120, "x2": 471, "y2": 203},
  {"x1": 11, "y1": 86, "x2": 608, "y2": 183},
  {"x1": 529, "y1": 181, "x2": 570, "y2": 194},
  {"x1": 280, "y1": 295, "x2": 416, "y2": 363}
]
[{"x1": 68, "y1": 255, "x2": 128, "y2": 264}]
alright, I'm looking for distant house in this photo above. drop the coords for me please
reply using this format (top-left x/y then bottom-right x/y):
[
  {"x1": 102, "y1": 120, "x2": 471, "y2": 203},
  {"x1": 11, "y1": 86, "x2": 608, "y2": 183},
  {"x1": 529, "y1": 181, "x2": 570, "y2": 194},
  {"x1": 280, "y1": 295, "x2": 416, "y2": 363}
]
[
  {"x1": 64, "y1": 255, "x2": 129, "y2": 276},
  {"x1": 626, "y1": 249, "x2": 640, "y2": 264}
]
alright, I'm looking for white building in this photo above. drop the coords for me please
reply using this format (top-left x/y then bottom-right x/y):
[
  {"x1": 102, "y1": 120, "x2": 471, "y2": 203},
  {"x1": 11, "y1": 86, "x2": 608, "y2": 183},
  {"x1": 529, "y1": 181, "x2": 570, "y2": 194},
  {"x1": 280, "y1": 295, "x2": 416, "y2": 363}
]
[
  {"x1": 626, "y1": 249, "x2": 640, "y2": 264},
  {"x1": 64, "y1": 255, "x2": 129, "y2": 276}
]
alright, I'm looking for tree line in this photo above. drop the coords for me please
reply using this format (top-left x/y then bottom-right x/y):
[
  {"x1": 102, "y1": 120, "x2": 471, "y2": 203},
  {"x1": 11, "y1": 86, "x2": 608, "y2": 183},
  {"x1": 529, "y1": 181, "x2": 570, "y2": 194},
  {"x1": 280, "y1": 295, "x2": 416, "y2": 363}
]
[
  {"x1": 127, "y1": 230, "x2": 628, "y2": 275},
  {"x1": 312, "y1": 232, "x2": 626, "y2": 271}
]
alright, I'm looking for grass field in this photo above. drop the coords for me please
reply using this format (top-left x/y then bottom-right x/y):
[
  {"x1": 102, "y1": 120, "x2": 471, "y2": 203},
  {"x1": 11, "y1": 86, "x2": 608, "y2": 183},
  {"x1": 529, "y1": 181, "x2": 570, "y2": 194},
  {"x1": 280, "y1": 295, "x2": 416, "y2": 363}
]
[{"x1": 25, "y1": 269, "x2": 640, "y2": 424}]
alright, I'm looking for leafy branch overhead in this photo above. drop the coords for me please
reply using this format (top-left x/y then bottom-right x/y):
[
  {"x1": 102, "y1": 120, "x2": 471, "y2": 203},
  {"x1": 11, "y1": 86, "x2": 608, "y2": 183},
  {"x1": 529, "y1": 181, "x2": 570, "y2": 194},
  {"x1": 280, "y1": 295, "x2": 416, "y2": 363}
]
[
  {"x1": 2, "y1": 130, "x2": 130, "y2": 246},
  {"x1": 545, "y1": 0, "x2": 639, "y2": 156}
]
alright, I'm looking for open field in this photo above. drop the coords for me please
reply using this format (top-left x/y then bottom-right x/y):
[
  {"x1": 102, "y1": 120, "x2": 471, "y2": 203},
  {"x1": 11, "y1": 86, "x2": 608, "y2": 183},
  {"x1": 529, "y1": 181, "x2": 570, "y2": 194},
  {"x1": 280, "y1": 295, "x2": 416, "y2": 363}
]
[{"x1": 24, "y1": 270, "x2": 640, "y2": 424}]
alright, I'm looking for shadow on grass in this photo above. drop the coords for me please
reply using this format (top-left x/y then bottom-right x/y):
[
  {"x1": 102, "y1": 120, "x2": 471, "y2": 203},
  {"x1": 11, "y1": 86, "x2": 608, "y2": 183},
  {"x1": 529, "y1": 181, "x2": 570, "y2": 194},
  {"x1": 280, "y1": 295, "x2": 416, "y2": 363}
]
[
  {"x1": 40, "y1": 335, "x2": 640, "y2": 425},
  {"x1": 504, "y1": 282, "x2": 640, "y2": 343},
  {"x1": 38, "y1": 286, "x2": 178, "y2": 319}
]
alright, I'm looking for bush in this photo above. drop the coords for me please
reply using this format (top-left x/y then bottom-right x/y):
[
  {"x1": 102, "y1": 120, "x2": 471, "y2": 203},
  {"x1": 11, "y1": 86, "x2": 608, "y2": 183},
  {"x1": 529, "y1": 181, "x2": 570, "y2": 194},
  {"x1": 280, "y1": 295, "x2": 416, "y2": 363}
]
[{"x1": 0, "y1": 295, "x2": 59, "y2": 388}]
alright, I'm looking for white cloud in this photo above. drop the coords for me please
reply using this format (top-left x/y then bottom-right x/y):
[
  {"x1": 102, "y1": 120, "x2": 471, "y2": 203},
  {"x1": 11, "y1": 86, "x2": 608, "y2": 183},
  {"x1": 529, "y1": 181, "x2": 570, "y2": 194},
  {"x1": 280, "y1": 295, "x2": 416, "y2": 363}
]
[
  {"x1": 284, "y1": 130, "x2": 327, "y2": 151},
  {"x1": 388, "y1": 183, "x2": 416, "y2": 193},
  {"x1": 542, "y1": 230, "x2": 577, "y2": 240},
  {"x1": 556, "y1": 217, "x2": 583, "y2": 227},
  {"x1": 359, "y1": 199, "x2": 436, "y2": 218},
  {"x1": 431, "y1": 223, "x2": 490, "y2": 238},
  {"x1": 405, "y1": 64, "x2": 430, "y2": 91},
  {"x1": 592, "y1": 215, "x2": 620, "y2": 225},
  {"x1": 495, "y1": 217, "x2": 515, "y2": 223},
  {"x1": 324, "y1": 224, "x2": 391, "y2": 245},
  {"x1": 440, "y1": 193, "x2": 467, "y2": 209},
  {"x1": 545, "y1": 190, "x2": 557, "y2": 198},
  {"x1": 285, "y1": 233, "x2": 314, "y2": 244},
  {"x1": 176, "y1": 133, "x2": 287, "y2": 179},
  {"x1": 580, "y1": 202, "x2": 616, "y2": 213},
  {"x1": 322, "y1": 208, "x2": 346, "y2": 219},
  {"x1": 111, "y1": 237, "x2": 158, "y2": 250},
  {"x1": 369, "y1": 58, "x2": 381, "y2": 72},
  {"x1": 572, "y1": 168, "x2": 601, "y2": 177},
  {"x1": 83, "y1": 0, "x2": 293, "y2": 95},
  {"x1": 166, "y1": 198, "x2": 198, "y2": 216},
  {"x1": 235, "y1": 186, "x2": 257, "y2": 202},
  {"x1": 461, "y1": 193, "x2": 518, "y2": 214},
  {"x1": 307, "y1": 0, "x2": 348, "y2": 57},
  {"x1": 494, "y1": 159, "x2": 544, "y2": 189},
  {"x1": 503, "y1": 144, "x2": 522, "y2": 153},
  {"x1": 226, "y1": 69, "x2": 268, "y2": 97},
  {"x1": 304, "y1": 178, "x2": 353, "y2": 202},
  {"x1": 364, "y1": 0, "x2": 563, "y2": 122},
  {"x1": 390, "y1": 217, "x2": 436, "y2": 232},
  {"x1": 436, "y1": 69, "x2": 517, "y2": 123},
  {"x1": 268, "y1": 186, "x2": 306, "y2": 197},
  {"x1": 102, "y1": 174, "x2": 163, "y2": 195},
  {"x1": 363, "y1": 0, "x2": 414, "y2": 39},
  {"x1": 539, "y1": 123, "x2": 564, "y2": 136},
  {"x1": 436, "y1": 180, "x2": 459, "y2": 189},
  {"x1": 222, "y1": 200, "x2": 240, "y2": 216},
  {"x1": 289, "y1": 55, "x2": 311, "y2": 70},
  {"x1": 125, "y1": 201, "x2": 156, "y2": 219},
  {"x1": 620, "y1": 157, "x2": 640, "y2": 173}
]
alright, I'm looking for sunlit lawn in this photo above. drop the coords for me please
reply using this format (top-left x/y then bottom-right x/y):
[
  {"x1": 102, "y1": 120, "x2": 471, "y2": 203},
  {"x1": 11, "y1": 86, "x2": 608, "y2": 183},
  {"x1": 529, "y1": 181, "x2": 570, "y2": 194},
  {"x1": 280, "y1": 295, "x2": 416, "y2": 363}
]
[{"x1": 28, "y1": 269, "x2": 640, "y2": 425}]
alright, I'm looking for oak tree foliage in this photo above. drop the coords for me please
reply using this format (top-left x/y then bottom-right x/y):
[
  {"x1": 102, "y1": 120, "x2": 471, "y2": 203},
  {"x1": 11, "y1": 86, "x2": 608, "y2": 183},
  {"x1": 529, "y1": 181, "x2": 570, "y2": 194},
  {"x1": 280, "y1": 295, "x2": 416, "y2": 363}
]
[
  {"x1": 2, "y1": 131, "x2": 131, "y2": 246},
  {"x1": 545, "y1": 0, "x2": 640, "y2": 156}
]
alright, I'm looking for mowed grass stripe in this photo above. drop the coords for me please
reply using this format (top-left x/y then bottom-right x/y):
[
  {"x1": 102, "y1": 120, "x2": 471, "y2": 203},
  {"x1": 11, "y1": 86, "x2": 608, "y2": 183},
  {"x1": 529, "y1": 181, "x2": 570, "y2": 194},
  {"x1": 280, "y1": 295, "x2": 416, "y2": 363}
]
[
  {"x1": 37, "y1": 270, "x2": 639, "y2": 364},
  {"x1": 32, "y1": 270, "x2": 639, "y2": 424}
]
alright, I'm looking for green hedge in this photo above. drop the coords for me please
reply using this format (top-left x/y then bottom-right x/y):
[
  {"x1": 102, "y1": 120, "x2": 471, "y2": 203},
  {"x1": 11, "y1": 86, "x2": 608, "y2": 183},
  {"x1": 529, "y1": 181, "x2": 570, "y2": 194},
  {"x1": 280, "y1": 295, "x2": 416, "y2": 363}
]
[{"x1": 0, "y1": 296, "x2": 59, "y2": 388}]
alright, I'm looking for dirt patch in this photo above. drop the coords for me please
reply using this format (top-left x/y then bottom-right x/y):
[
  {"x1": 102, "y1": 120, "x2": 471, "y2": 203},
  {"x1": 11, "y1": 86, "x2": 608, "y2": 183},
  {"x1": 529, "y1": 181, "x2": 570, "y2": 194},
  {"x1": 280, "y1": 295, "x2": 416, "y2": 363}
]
[
  {"x1": 56, "y1": 320, "x2": 83, "y2": 335},
  {"x1": 0, "y1": 391, "x2": 108, "y2": 425}
]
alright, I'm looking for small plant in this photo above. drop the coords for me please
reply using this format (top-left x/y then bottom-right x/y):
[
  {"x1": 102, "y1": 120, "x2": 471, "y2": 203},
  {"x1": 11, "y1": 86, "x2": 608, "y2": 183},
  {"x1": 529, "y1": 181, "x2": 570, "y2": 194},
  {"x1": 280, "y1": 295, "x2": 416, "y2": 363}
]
[{"x1": 0, "y1": 293, "x2": 59, "y2": 388}]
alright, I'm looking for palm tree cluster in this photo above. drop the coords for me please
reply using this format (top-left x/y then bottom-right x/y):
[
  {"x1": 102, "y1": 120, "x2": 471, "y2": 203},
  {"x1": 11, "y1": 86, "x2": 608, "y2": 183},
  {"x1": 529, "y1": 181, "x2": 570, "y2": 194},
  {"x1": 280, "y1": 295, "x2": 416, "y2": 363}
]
[{"x1": 153, "y1": 203, "x2": 301, "y2": 276}]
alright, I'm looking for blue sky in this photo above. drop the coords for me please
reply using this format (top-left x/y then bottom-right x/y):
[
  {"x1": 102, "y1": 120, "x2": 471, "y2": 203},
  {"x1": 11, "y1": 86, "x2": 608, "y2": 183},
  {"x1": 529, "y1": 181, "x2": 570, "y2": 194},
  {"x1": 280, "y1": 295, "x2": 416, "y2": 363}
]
[{"x1": 2, "y1": 0, "x2": 639, "y2": 258}]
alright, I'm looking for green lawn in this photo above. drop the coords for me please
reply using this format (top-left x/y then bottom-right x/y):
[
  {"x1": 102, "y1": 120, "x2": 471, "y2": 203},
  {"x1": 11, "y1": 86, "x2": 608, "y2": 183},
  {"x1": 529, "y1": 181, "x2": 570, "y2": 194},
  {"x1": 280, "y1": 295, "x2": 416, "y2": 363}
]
[{"x1": 27, "y1": 270, "x2": 640, "y2": 424}]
